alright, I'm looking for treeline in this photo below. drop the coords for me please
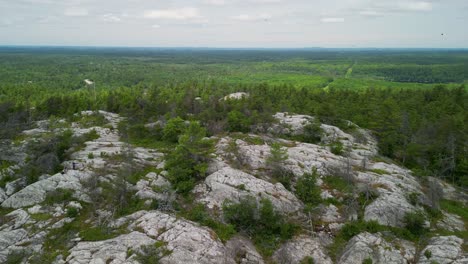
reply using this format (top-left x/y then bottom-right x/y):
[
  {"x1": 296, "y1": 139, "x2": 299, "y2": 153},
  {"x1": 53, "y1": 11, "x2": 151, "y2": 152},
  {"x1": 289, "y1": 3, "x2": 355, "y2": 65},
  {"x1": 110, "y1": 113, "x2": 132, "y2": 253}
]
[
  {"x1": 3, "y1": 81, "x2": 465, "y2": 187},
  {"x1": 354, "y1": 64, "x2": 468, "y2": 83}
]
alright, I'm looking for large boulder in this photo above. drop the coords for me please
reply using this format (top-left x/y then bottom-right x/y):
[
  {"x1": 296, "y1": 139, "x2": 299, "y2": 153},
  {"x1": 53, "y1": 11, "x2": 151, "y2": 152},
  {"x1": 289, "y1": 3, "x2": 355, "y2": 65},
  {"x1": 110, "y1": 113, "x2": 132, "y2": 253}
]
[
  {"x1": 225, "y1": 235, "x2": 264, "y2": 264},
  {"x1": 1, "y1": 170, "x2": 89, "y2": 208},
  {"x1": 417, "y1": 236, "x2": 466, "y2": 264},
  {"x1": 272, "y1": 236, "x2": 332, "y2": 264},
  {"x1": 338, "y1": 232, "x2": 415, "y2": 264},
  {"x1": 66, "y1": 231, "x2": 156, "y2": 264},
  {"x1": 113, "y1": 210, "x2": 233, "y2": 264},
  {"x1": 194, "y1": 167, "x2": 303, "y2": 214}
]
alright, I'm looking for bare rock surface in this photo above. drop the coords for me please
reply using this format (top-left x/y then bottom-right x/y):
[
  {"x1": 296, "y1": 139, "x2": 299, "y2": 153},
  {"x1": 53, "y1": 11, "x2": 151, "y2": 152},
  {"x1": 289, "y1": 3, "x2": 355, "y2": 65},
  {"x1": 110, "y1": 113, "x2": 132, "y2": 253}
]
[
  {"x1": 1, "y1": 170, "x2": 88, "y2": 208},
  {"x1": 115, "y1": 210, "x2": 233, "y2": 264},
  {"x1": 225, "y1": 235, "x2": 264, "y2": 264},
  {"x1": 338, "y1": 232, "x2": 415, "y2": 264},
  {"x1": 272, "y1": 236, "x2": 333, "y2": 264},
  {"x1": 417, "y1": 236, "x2": 466, "y2": 264},
  {"x1": 194, "y1": 167, "x2": 303, "y2": 214},
  {"x1": 67, "y1": 231, "x2": 155, "y2": 264}
]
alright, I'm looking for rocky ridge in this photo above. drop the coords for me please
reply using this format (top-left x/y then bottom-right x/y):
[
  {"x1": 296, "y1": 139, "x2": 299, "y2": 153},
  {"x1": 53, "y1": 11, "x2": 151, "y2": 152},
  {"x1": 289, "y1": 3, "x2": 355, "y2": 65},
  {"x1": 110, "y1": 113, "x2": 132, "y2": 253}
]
[{"x1": 0, "y1": 111, "x2": 465, "y2": 263}]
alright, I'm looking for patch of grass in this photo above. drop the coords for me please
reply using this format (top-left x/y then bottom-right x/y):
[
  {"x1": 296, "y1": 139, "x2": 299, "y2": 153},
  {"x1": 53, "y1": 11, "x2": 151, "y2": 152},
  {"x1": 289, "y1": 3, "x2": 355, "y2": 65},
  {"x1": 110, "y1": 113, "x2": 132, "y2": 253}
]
[
  {"x1": 80, "y1": 226, "x2": 119, "y2": 241},
  {"x1": 44, "y1": 188, "x2": 74, "y2": 205},
  {"x1": 329, "y1": 141, "x2": 344, "y2": 155},
  {"x1": 323, "y1": 175, "x2": 352, "y2": 193},
  {"x1": 0, "y1": 160, "x2": 14, "y2": 170},
  {"x1": 30, "y1": 213, "x2": 52, "y2": 221},
  {"x1": 127, "y1": 166, "x2": 162, "y2": 185},
  {"x1": 75, "y1": 112, "x2": 108, "y2": 128},
  {"x1": 180, "y1": 203, "x2": 236, "y2": 242},
  {"x1": 5, "y1": 250, "x2": 28, "y2": 264},
  {"x1": 440, "y1": 199, "x2": 468, "y2": 221},
  {"x1": 369, "y1": 169, "x2": 390, "y2": 175},
  {"x1": 134, "y1": 241, "x2": 172, "y2": 264},
  {"x1": 300, "y1": 256, "x2": 315, "y2": 264},
  {"x1": 327, "y1": 220, "x2": 421, "y2": 261},
  {"x1": 223, "y1": 197, "x2": 299, "y2": 256},
  {"x1": 0, "y1": 174, "x2": 15, "y2": 188}
]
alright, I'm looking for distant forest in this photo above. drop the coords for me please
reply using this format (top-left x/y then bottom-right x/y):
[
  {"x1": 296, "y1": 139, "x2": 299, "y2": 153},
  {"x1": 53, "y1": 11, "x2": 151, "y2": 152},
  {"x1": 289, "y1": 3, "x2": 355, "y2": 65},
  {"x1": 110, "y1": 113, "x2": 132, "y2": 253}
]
[{"x1": 0, "y1": 48, "x2": 467, "y2": 186}]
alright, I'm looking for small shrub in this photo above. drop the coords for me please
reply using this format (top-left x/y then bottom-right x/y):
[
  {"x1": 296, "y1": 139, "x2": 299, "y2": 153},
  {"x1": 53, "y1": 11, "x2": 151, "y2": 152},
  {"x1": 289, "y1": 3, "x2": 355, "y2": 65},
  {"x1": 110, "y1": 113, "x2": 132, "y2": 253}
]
[
  {"x1": 301, "y1": 120, "x2": 323, "y2": 144},
  {"x1": 180, "y1": 204, "x2": 236, "y2": 242},
  {"x1": 362, "y1": 258, "x2": 373, "y2": 264},
  {"x1": 424, "y1": 250, "x2": 432, "y2": 259},
  {"x1": 300, "y1": 256, "x2": 315, "y2": 264},
  {"x1": 408, "y1": 192, "x2": 420, "y2": 206},
  {"x1": 44, "y1": 188, "x2": 74, "y2": 205},
  {"x1": 80, "y1": 226, "x2": 116, "y2": 241},
  {"x1": 403, "y1": 211, "x2": 427, "y2": 236},
  {"x1": 295, "y1": 169, "x2": 322, "y2": 208},
  {"x1": 370, "y1": 169, "x2": 389, "y2": 175},
  {"x1": 5, "y1": 250, "x2": 27, "y2": 264},
  {"x1": 66, "y1": 207, "x2": 79, "y2": 218},
  {"x1": 87, "y1": 152, "x2": 94, "y2": 159},
  {"x1": 330, "y1": 141, "x2": 344, "y2": 155},
  {"x1": 223, "y1": 197, "x2": 298, "y2": 256},
  {"x1": 323, "y1": 175, "x2": 352, "y2": 193},
  {"x1": 134, "y1": 242, "x2": 171, "y2": 264}
]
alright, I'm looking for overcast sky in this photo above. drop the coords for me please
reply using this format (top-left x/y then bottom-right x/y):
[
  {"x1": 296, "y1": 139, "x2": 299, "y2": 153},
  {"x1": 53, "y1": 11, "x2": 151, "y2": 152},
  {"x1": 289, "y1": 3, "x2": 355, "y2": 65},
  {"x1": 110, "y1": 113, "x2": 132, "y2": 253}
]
[{"x1": 0, "y1": 0, "x2": 467, "y2": 48}]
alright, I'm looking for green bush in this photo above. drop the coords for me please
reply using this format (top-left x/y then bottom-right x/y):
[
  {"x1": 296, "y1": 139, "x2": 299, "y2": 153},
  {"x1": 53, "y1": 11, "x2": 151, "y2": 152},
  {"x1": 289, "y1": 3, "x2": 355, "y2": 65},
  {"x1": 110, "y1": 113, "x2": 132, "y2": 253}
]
[
  {"x1": 301, "y1": 120, "x2": 323, "y2": 144},
  {"x1": 80, "y1": 226, "x2": 117, "y2": 241},
  {"x1": 227, "y1": 110, "x2": 250, "y2": 132},
  {"x1": 66, "y1": 207, "x2": 79, "y2": 218},
  {"x1": 44, "y1": 188, "x2": 74, "y2": 205},
  {"x1": 180, "y1": 204, "x2": 235, "y2": 242},
  {"x1": 165, "y1": 121, "x2": 213, "y2": 194},
  {"x1": 300, "y1": 256, "x2": 315, "y2": 264},
  {"x1": 134, "y1": 242, "x2": 171, "y2": 264},
  {"x1": 330, "y1": 141, "x2": 344, "y2": 155},
  {"x1": 162, "y1": 117, "x2": 186, "y2": 143},
  {"x1": 323, "y1": 175, "x2": 352, "y2": 193},
  {"x1": 223, "y1": 197, "x2": 299, "y2": 256},
  {"x1": 295, "y1": 169, "x2": 322, "y2": 208},
  {"x1": 362, "y1": 258, "x2": 373, "y2": 264},
  {"x1": 403, "y1": 211, "x2": 427, "y2": 236},
  {"x1": 424, "y1": 250, "x2": 432, "y2": 259}
]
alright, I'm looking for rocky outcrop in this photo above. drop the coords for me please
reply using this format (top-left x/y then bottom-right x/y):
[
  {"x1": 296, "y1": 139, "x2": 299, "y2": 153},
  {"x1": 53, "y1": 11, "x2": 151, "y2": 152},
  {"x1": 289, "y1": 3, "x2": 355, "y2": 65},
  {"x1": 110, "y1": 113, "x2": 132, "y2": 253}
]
[
  {"x1": 417, "y1": 236, "x2": 466, "y2": 264},
  {"x1": 272, "y1": 236, "x2": 332, "y2": 264},
  {"x1": 223, "y1": 92, "x2": 249, "y2": 101},
  {"x1": 114, "y1": 210, "x2": 232, "y2": 264},
  {"x1": 356, "y1": 163, "x2": 423, "y2": 227},
  {"x1": 1, "y1": 170, "x2": 89, "y2": 208},
  {"x1": 225, "y1": 235, "x2": 264, "y2": 264},
  {"x1": 67, "y1": 231, "x2": 156, "y2": 264},
  {"x1": 436, "y1": 212, "x2": 465, "y2": 232},
  {"x1": 338, "y1": 232, "x2": 415, "y2": 264},
  {"x1": 194, "y1": 167, "x2": 303, "y2": 214}
]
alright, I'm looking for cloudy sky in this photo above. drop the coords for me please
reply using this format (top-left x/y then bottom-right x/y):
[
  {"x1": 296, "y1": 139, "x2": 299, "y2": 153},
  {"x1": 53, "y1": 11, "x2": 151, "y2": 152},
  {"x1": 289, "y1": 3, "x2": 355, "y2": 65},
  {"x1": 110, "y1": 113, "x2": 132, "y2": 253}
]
[{"x1": 0, "y1": 0, "x2": 467, "y2": 48}]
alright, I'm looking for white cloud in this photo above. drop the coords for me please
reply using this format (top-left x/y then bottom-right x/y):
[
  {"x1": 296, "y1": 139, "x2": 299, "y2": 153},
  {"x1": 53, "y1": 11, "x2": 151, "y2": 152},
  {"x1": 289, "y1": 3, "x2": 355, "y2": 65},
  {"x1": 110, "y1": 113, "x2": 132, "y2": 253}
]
[
  {"x1": 321, "y1": 17, "x2": 345, "y2": 23},
  {"x1": 143, "y1": 7, "x2": 201, "y2": 20},
  {"x1": 359, "y1": 10, "x2": 384, "y2": 17},
  {"x1": 64, "y1": 7, "x2": 88, "y2": 17},
  {"x1": 397, "y1": 1, "x2": 432, "y2": 11},
  {"x1": 231, "y1": 13, "x2": 272, "y2": 21},
  {"x1": 249, "y1": 0, "x2": 282, "y2": 3},
  {"x1": 102, "y1": 13, "x2": 121, "y2": 22},
  {"x1": 152, "y1": 24, "x2": 161, "y2": 28},
  {"x1": 203, "y1": 0, "x2": 226, "y2": 5}
]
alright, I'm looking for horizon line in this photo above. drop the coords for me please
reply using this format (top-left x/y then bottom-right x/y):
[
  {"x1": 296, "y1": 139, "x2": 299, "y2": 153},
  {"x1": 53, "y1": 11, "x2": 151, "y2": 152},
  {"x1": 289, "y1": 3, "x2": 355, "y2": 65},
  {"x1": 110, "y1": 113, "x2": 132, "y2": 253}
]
[{"x1": 0, "y1": 45, "x2": 467, "y2": 50}]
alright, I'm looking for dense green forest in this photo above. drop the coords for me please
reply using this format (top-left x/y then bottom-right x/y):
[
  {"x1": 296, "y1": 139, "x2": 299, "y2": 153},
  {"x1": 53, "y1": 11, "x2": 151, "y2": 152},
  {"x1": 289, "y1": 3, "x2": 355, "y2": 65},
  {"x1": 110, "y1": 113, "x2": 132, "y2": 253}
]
[{"x1": 0, "y1": 47, "x2": 467, "y2": 187}]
